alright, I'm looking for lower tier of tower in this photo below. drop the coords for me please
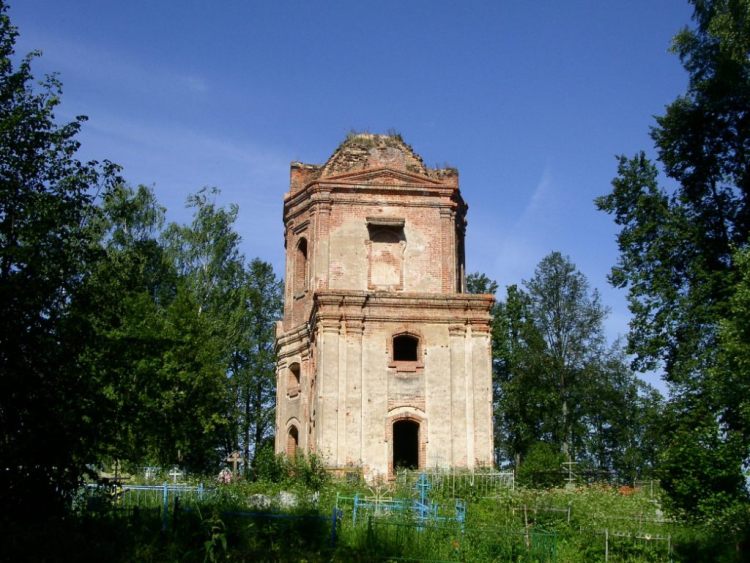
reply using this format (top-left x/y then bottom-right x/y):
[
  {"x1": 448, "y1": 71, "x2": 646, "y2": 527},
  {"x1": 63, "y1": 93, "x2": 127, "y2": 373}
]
[{"x1": 275, "y1": 290, "x2": 495, "y2": 480}]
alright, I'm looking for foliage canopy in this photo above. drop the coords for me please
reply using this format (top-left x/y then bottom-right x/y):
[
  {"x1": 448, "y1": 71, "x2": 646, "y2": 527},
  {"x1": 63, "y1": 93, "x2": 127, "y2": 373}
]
[
  {"x1": 0, "y1": 2, "x2": 283, "y2": 512},
  {"x1": 469, "y1": 253, "x2": 662, "y2": 482},
  {"x1": 597, "y1": 0, "x2": 750, "y2": 519}
]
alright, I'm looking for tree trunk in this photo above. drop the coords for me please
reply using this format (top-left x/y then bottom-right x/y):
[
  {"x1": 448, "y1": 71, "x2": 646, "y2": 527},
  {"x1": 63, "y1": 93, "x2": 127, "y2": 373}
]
[
  {"x1": 253, "y1": 379, "x2": 263, "y2": 462},
  {"x1": 561, "y1": 397, "x2": 570, "y2": 461},
  {"x1": 243, "y1": 392, "x2": 251, "y2": 476}
]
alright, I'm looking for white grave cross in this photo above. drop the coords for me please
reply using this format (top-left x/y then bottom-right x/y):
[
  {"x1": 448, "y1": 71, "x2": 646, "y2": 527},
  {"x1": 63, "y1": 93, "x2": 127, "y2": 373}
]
[{"x1": 169, "y1": 467, "x2": 183, "y2": 483}]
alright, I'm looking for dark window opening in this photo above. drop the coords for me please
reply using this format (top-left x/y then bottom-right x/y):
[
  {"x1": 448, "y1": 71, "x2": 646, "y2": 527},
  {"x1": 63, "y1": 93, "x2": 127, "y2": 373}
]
[
  {"x1": 287, "y1": 363, "x2": 301, "y2": 396},
  {"x1": 393, "y1": 420, "x2": 419, "y2": 470},
  {"x1": 369, "y1": 227, "x2": 402, "y2": 244},
  {"x1": 393, "y1": 335, "x2": 418, "y2": 362},
  {"x1": 289, "y1": 363, "x2": 300, "y2": 386},
  {"x1": 294, "y1": 238, "x2": 308, "y2": 294}
]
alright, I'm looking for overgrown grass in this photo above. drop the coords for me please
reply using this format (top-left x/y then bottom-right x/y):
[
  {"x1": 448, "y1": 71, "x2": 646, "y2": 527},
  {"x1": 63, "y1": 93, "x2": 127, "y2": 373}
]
[{"x1": 3, "y1": 472, "x2": 748, "y2": 562}]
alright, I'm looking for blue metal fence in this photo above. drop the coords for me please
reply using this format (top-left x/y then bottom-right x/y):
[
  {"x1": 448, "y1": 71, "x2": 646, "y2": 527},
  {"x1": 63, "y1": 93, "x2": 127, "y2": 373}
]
[
  {"x1": 86, "y1": 482, "x2": 207, "y2": 530},
  {"x1": 338, "y1": 473, "x2": 466, "y2": 530}
]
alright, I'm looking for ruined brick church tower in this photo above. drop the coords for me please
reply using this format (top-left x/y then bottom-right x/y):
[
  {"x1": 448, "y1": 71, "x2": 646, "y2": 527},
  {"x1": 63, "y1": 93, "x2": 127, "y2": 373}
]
[{"x1": 275, "y1": 133, "x2": 494, "y2": 479}]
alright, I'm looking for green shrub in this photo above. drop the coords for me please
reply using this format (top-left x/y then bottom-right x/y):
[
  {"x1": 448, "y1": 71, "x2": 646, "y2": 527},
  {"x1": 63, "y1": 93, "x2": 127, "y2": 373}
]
[
  {"x1": 253, "y1": 444, "x2": 330, "y2": 491},
  {"x1": 517, "y1": 442, "x2": 566, "y2": 488},
  {"x1": 252, "y1": 444, "x2": 288, "y2": 483},
  {"x1": 289, "y1": 452, "x2": 330, "y2": 491}
]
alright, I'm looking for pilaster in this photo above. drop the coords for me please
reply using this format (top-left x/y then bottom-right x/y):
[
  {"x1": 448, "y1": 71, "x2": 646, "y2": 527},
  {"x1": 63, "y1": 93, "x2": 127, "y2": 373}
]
[
  {"x1": 313, "y1": 194, "x2": 331, "y2": 290},
  {"x1": 344, "y1": 319, "x2": 364, "y2": 464},
  {"x1": 318, "y1": 319, "x2": 340, "y2": 463},
  {"x1": 449, "y1": 324, "x2": 467, "y2": 466},
  {"x1": 440, "y1": 207, "x2": 456, "y2": 293},
  {"x1": 471, "y1": 322, "x2": 494, "y2": 465}
]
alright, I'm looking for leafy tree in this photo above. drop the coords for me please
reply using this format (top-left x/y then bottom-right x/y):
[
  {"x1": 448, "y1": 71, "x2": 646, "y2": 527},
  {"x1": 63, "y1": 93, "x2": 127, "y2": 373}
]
[
  {"x1": 76, "y1": 184, "x2": 232, "y2": 472},
  {"x1": 158, "y1": 188, "x2": 252, "y2": 469},
  {"x1": 492, "y1": 284, "x2": 551, "y2": 468},
  {"x1": 0, "y1": 0, "x2": 120, "y2": 512},
  {"x1": 596, "y1": 0, "x2": 750, "y2": 517},
  {"x1": 524, "y1": 252, "x2": 608, "y2": 459},
  {"x1": 78, "y1": 184, "x2": 282, "y2": 474},
  {"x1": 161, "y1": 189, "x2": 286, "y2": 471},
  {"x1": 146, "y1": 284, "x2": 230, "y2": 471},
  {"x1": 163, "y1": 187, "x2": 244, "y2": 321},
  {"x1": 515, "y1": 442, "x2": 566, "y2": 488},
  {"x1": 230, "y1": 258, "x2": 283, "y2": 474},
  {"x1": 466, "y1": 272, "x2": 499, "y2": 296},
  {"x1": 0, "y1": 0, "x2": 284, "y2": 499},
  {"x1": 78, "y1": 185, "x2": 234, "y2": 472},
  {"x1": 715, "y1": 246, "x2": 750, "y2": 446},
  {"x1": 470, "y1": 253, "x2": 662, "y2": 481},
  {"x1": 76, "y1": 184, "x2": 174, "y2": 466},
  {"x1": 82, "y1": 182, "x2": 286, "y2": 474},
  {"x1": 579, "y1": 347, "x2": 664, "y2": 480}
]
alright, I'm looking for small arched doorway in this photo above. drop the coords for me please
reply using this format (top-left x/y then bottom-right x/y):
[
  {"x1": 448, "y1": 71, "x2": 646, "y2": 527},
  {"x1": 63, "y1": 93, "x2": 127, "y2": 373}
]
[
  {"x1": 392, "y1": 419, "x2": 419, "y2": 470},
  {"x1": 286, "y1": 426, "x2": 299, "y2": 457}
]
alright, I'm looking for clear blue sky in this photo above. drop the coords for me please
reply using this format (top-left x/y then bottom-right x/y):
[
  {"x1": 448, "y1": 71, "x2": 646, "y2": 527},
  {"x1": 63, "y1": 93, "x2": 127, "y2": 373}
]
[{"x1": 11, "y1": 1, "x2": 694, "y2": 391}]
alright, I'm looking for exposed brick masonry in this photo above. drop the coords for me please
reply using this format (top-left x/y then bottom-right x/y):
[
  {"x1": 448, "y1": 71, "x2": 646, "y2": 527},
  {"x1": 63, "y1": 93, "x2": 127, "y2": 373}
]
[{"x1": 275, "y1": 134, "x2": 494, "y2": 480}]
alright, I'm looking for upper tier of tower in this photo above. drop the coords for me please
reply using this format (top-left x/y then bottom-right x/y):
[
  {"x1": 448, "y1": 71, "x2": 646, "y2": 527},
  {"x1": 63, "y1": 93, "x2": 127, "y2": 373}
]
[{"x1": 281, "y1": 133, "x2": 468, "y2": 329}]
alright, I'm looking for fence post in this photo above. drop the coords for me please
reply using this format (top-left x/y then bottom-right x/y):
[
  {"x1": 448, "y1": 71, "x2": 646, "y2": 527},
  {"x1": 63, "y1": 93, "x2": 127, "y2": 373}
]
[
  {"x1": 605, "y1": 528, "x2": 609, "y2": 562},
  {"x1": 161, "y1": 482, "x2": 169, "y2": 532},
  {"x1": 330, "y1": 507, "x2": 340, "y2": 547},
  {"x1": 173, "y1": 495, "x2": 180, "y2": 529},
  {"x1": 523, "y1": 505, "x2": 530, "y2": 550}
]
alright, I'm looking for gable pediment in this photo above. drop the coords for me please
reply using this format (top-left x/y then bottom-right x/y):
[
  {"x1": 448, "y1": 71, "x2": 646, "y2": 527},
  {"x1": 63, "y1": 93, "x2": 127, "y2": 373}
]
[{"x1": 320, "y1": 166, "x2": 445, "y2": 188}]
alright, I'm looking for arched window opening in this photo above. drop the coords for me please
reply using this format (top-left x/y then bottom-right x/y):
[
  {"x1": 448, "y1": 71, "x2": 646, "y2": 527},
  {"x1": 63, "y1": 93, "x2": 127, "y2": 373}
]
[
  {"x1": 286, "y1": 426, "x2": 299, "y2": 457},
  {"x1": 393, "y1": 420, "x2": 419, "y2": 470},
  {"x1": 287, "y1": 363, "x2": 301, "y2": 397},
  {"x1": 294, "y1": 238, "x2": 308, "y2": 294},
  {"x1": 393, "y1": 335, "x2": 418, "y2": 362}
]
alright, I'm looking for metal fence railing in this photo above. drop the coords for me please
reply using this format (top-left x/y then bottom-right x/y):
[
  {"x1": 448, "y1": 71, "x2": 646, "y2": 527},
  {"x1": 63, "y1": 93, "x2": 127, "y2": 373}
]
[
  {"x1": 395, "y1": 468, "x2": 514, "y2": 497},
  {"x1": 84, "y1": 482, "x2": 207, "y2": 530}
]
